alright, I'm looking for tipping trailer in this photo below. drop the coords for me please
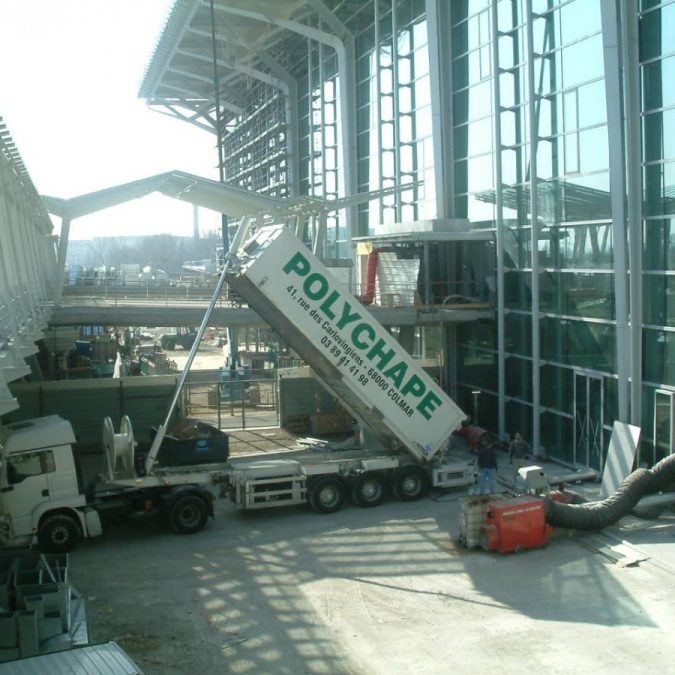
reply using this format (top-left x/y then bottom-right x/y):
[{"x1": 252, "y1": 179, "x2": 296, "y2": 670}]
[
  {"x1": 227, "y1": 225, "x2": 465, "y2": 461},
  {"x1": 0, "y1": 225, "x2": 473, "y2": 552},
  {"x1": 218, "y1": 224, "x2": 473, "y2": 512}
]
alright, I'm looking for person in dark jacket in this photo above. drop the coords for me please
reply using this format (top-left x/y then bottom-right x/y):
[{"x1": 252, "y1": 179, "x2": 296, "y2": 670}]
[
  {"x1": 509, "y1": 431, "x2": 530, "y2": 482},
  {"x1": 477, "y1": 436, "x2": 498, "y2": 495}
]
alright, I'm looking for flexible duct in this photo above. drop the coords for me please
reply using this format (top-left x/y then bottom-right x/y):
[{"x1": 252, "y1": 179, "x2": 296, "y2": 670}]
[{"x1": 544, "y1": 452, "x2": 675, "y2": 531}]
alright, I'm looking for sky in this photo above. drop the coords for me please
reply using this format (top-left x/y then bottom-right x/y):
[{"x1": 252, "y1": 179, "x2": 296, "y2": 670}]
[{"x1": 0, "y1": 0, "x2": 222, "y2": 240}]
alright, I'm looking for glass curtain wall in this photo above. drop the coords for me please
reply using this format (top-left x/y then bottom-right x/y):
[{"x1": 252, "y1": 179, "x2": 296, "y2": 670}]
[
  {"x1": 222, "y1": 80, "x2": 288, "y2": 197},
  {"x1": 300, "y1": 0, "x2": 431, "y2": 245},
  {"x1": 453, "y1": 0, "x2": 618, "y2": 467},
  {"x1": 298, "y1": 40, "x2": 342, "y2": 252},
  {"x1": 213, "y1": 0, "x2": 674, "y2": 468},
  {"x1": 641, "y1": 0, "x2": 675, "y2": 464}
]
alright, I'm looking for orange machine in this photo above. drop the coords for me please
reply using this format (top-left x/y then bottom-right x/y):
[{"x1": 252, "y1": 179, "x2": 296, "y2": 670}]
[{"x1": 482, "y1": 495, "x2": 553, "y2": 554}]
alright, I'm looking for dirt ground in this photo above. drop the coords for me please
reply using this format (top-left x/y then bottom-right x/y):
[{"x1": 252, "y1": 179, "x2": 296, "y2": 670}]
[
  {"x1": 70, "y1": 488, "x2": 675, "y2": 675},
  {"x1": 153, "y1": 332, "x2": 226, "y2": 371},
  {"x1": 66, "y1": 331, "x2": 675, "y2": 673}
]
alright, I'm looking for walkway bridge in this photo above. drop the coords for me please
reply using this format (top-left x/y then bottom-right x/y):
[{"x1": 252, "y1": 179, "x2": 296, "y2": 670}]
[{"x1": 0, "y1": 119, "x2": 491, "y2": 417}]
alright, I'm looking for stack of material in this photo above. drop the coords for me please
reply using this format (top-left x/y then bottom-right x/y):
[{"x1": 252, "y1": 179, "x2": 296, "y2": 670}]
[
  {"x1": 0, "y1": 553, "x2": 88, "y2": 662},
  {"x1": 309, "y1": 412, "x2": 350, "y2": 435}
]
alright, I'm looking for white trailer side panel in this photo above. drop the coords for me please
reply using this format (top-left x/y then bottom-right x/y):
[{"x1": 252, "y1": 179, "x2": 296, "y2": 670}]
[{"x1": 226, "y1": 225, "x2": 465, "y2": 462}]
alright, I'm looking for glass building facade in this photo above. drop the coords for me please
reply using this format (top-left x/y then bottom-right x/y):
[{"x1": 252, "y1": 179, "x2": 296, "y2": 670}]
[{"x1": 142, "y1": 0, "x2": 675, "y2": 470}]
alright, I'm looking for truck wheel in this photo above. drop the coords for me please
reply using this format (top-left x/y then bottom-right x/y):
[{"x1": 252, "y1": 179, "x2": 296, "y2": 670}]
[
  {"x1": 38, "y1": 514, "x2": 81, "y2": 552},
  {"x1": 392, "y1": 466, "x2": 428, "y2": 502},
  {"x1": 352, "y1": 472, "x2": 386, "y2": 507},
  {"x1": 169, "y1": 495, "x2": 209, "y2": 534},
  {"x1": 308, "y1": 477, "x2": 345, "y2": 514}
]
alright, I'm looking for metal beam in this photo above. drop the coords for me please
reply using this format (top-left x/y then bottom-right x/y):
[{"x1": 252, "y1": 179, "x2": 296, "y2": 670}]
[
  {"x1": 208, "y1": 3, "x2": 343, "y2": 50},
  {"x1": 490, "y1": 0, "x2": 506, "y2": 441},
  {"x1": 525, "y1": 0, "x2": 542, "y2": 453},
  {"x1": 146, "y1": 100, "x2": 215, "y2": 133},
  {"x1": 601, "y1": 0, "x2": 630, "y2": 422},
  {"x1": 305, "y1": 0, "x2": 352, "y2": 40},
  {"x1": 160, "y1": 82, "x2": 244, "y2": 115},
  {"x1": 140, "y1": 0, "x2": 202, "y2": 99},
  {"x1": 53, "y1": 217, "x2": 71, "y2": 305},
  {"x1": 622, "y1": 0, "x2": 642, "y2": 426},
  {"x1": 426, "y1": 0, "x2": 455, "y2": 219},
  {"x1": 208, "y1": 0, "x2": 357, "y2": 242},
  {"x1": 167, "y1": 65, "x2": 221, "y2": 85},
  {"x1": 183, "y1": 25, "x2": 300, "y2": 195}
]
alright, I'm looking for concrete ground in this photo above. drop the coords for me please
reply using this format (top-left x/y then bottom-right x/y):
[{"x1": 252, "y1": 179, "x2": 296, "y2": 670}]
[{"x1": 70, "y1": 453, "x2": 675, "y2": 675}]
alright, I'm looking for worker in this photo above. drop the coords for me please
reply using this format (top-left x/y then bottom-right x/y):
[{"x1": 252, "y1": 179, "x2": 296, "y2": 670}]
[
  {"x1": 477, "y1": 436, "x2": 498, "y2": 495},
  {"x1": 509, "y1": 431, "x2": 531, "y2": 483}
]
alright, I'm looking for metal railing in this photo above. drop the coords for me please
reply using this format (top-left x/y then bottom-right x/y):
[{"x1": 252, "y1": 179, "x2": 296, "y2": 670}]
[
  {"x1": 183, "y1": 373, "x2": 279, "y2": 430},
  {"x1": 60, "y1": 276, "x2": 491, "y2": 310}
]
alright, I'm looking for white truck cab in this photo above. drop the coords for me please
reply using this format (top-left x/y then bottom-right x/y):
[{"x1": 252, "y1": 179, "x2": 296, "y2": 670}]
[{"x1": 0, "y1": 416, "x2": 91, "y2": 548}]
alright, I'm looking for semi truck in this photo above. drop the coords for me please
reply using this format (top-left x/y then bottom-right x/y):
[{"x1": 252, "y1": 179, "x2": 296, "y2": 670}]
[{"x1": 0, "y1": 224, "x2": 473, "y2": 552}]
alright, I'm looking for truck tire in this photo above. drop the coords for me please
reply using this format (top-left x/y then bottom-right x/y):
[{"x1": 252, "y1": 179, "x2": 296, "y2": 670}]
[
  {"x1": 308, "y1": 477, "x2": 345, "y2": 514},
  {"x1": 38, "y1": 514, "x2": 81, "y2": 552},
  {"x1": 168, "y1": 495, "x2": 209, "y2": 534},
  {"x1": 164, "y1": 339, "x2": 176, "y2": 351},
  {"x1": 351, "y1": 472, "x2": 386, "y2": 507},
  {"x1": 392, "y1": 466, "x2": 428, "y2": 502}
]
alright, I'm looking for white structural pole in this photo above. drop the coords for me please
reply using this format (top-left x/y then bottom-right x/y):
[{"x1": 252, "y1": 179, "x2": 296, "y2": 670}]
[
  {"x1": 426, "y1": 0, "x2": 455, "y2": 219},
  {"x1": 600, "y1": 0, "x2": 630, "y2": 422},
  {"x1": 621, "y1": 2, "x2": 642, "y2": 425},
  {"x1": 491, "y1": 0, "x2": 507, "y2": 441},
  {"x1": 53, "y1": 217, "x2": 71, "y2": 305},
  {"x1": 374, "y1": 0, "x2": 384, "y2": 224},
  {"x1": 525, "y1": 1, "x2": 542, "y2": 453},
  {"x1": 210, "y1": 2, "x2": 357, "y2": 244}
]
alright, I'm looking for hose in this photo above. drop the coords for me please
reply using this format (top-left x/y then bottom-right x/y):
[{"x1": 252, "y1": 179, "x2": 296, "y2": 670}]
[{"x1": 544, "y1": 452, "x2": 675, "y2": 531}]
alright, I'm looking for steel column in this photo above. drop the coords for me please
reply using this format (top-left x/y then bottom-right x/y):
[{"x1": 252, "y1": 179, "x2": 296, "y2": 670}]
[
  {"x1": 491, "y1": 0, "x2": 507, "y2": 441},
  {"x1": 600, "y1": 0, "x2": 630, "y2": 422},
  {"x1": 426, "y1": 0, "x2": 455, "y2": 219},
  {"x1": 621, "y1": 1, "x2": 642, "y2": 425},
  {"x1": 525, "y1": 0, "x2": 542, "y2": 453}
]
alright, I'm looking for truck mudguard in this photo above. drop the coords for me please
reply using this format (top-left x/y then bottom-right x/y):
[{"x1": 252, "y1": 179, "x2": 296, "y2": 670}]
[{"x1": 226, "y1": 225, "x2": 465, "y2": 462}]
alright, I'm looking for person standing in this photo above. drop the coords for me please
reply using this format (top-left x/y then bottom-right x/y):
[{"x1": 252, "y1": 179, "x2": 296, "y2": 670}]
[
  {"x1": 477, "y1": 437, "x2": 498, "y2": 495},
  {"x1": 509, "y1": 432, "x2": 530, "y2": 483}
]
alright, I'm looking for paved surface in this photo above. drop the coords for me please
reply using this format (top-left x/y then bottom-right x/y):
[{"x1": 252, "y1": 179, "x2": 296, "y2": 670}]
[{"x1": 70, "y1": 456, "x2": 675, "y2": 675}]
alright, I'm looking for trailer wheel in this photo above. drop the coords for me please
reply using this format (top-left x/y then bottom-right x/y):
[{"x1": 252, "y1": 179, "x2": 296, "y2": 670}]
[
  {"x1": 38, "y1": 514, "x2": 81, "y2": 552},
  {"x1": 168, "y1": 495, "x2": 209, "y2": 534},
  {"x1": 352, "y1": 472, "x2": 386, "y2": 507},
  {"x1": 392, "y1": 466, "x2": 428, "y2": 502},
  {"x1": 308, "y1": 477, "x2": 345, "y2": 514}
]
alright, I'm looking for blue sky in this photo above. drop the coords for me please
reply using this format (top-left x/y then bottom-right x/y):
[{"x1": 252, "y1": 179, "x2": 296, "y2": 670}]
[{"x1": 0, "y1": 0, "x2": 221, "y2": 239}]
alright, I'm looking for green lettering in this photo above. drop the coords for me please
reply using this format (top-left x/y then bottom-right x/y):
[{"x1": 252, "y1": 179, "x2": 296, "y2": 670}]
[
  {"x1": 368, "y1": 339, "x2": 397, "y2": 371},
  {"x1": 319, "y1": 290, "x2": 340, "y2": 319},
  {"x1": 383, "y1": 360, "x2": 407, "y2": 387},
  {"x1": 304, "y1": 272, "x2": 329, "y2": 300},
  {"x1": 401, "y1": 374, "x2": 425, "y2": 398},
  {"x1": 352, "y1": 323, "x2": 376, "y2": 349},
  {"x1": 417, "y1": 391, "x2": 442, "y2": 421},
  {"x1": 336, "y1": 302, "x2": 361, "y2": 329},
  {"x1": 283, "y1": 252, "x2": 310, "y2": 277}
]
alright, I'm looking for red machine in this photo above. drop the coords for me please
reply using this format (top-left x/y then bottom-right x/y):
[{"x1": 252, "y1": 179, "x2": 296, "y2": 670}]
[
  {"x1": 455, "y1": 424, "x2": 493, "y2": 449},
  {"x1": 481, "y1": 495, "x2": 553, "y2": 554}
]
